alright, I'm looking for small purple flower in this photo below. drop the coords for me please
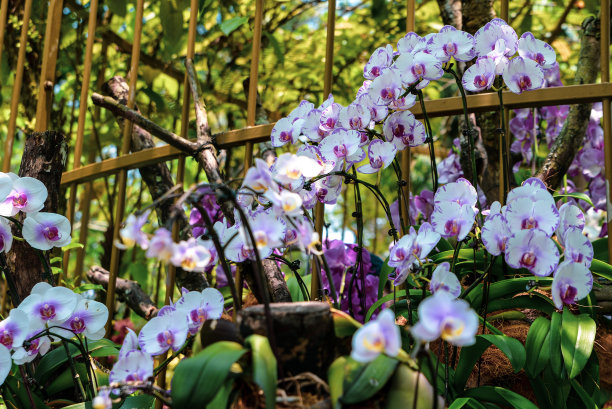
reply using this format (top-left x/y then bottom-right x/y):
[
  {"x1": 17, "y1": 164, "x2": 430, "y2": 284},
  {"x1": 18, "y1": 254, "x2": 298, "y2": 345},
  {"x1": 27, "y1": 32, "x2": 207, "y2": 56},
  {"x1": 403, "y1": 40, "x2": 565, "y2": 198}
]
[
  {"x1": 434, "y1": 178, "x2": 478, "y2": 210},
  {"x1": 462, "y1": 57, "x2": 496, "y2": 92},
  {"x1": 357, "y1": 140, "x2": 396, "y2": 174},
  {"x1": 428, "y1": 25, "x2": 475, "y2": 62},
  {"x1": 271, "y1": 117, "x2": 301, "y2": 147},
  {"x1": 0, "y1": 309, "x2": 29, "y2": 350},
  {"x1": 55, "y1": 298, "x2": 108, "y2": 340},
  {"x1": 138, "y1": 310, "x2": 189, "y2": 356},
  {"x1": 383, "y1": 110, "x2": 426, "y2": 151},
  {"x1": 368, "y1": 68, "x2": 403, "y2": 105},
  {"x1": 388, "y1": 223, "x2": 441, "y2": 285},
  {"x1": 505, "y1": 177, "x2": 550, "y2": 204},
  {"x1": 319, "y1": 102, "x2": 343, "y2": 134},
  {"x1": 12, "y1": 326, "x2": 51, "y2": 364},
  {"x1": 364, "y1": 45, "x2": 394, "y2": 80},
  {"x1": 0, "y1": 345, "x2": 11, "y2": 386},
  {"x1": 437, "y1": 150, "x2": 463, "y2": 184},
  {"x1": 388, "y1": 93, "x2": 417, "y2": 111},
  {"x1": 556, "y1": 203, "x2": 585, "y2": 245},
  {"x1": 0, "y1": 217, "x2": 12, "y2": 254},
  {"x1": 351, "y1": 309, "x2": 400, "y2": 363},
  {"x1": 412, "y1": 291, "x2": 478, "y2": 346},
  {"x1": 481, "y1": 213, "x2": 511, "y2": 255},
  {"x1": 18, "y1": 282, "x2": 78, "y2": 327},
  {"x1": 518, "y1": 32, "x2": 556, "y2": 69},
  {"x1": 505, "y1": 229, "x2": 559, "y2": 276},
  {"x1": 503, "y1": 57, "x2": 544, "y2": 94},
  {"x1": 429, "y1": 262, "x2": 461, "y2": 298},
  {"x1": 431, "y1": 201, "x2": 475, "y2": 241},
  {"x1": 110, "y1": 350, "x2": 154, "y2": 386},
  {"x1": 563, "y1": 227, "x2": 593, "y2": 267},
  {"x1": 146, "y1": 227, "x2": 174, "y2": 262},
  {"x1": 301, "y1": 109, "x2": 325, "y2": 142},
  {"x1": 264, "y1": 189, "x2": 303, "y2": 217},
  {"x1": 117, "y1": 210, "x2": 150, "y2": 250},
  {"x1": 505, "y1": 196, "x2": 559, "y2": 237},
  {"x1": 338, "y1": 103, "x2": 371, "y2": 131},
  {"x1": 394, "y1": 51, "x2": 443, "y2": 85},
  {"x1": 319, "y1": 129, "x2": 365, "y2": 170},
  {"x1": 0, "y1": 173, "x2": 12, "y2": 203},
  {"x1": 0, "y1": 174, "x2": 47, "y2": 217},
  {"x1": 397, "y1": 32, "x2": 424, "y2": 54},
  {"x1": 474, "y1": 18, "x2": 518, "y2": 60},
  {"x1": 314, "y1": 176, "x2": 343, "y2": 204},
  {"x1": 551, "y1": 261, "x2": 593, "y2": 310},
  {"x1": 176, "y1": 288, "x2": 224, "y2": 335}
]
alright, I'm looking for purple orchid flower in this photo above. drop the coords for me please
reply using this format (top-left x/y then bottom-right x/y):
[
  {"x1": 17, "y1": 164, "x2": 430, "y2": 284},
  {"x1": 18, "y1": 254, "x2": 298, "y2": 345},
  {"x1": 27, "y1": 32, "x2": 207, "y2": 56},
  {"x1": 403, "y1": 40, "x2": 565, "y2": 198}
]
[
  {"x1": 551, "y1": 261, "x2": 593, "y2": 310},
  {"x1": 319, "y1": 102, "x2": 343, "y2": 134},
  {"x1": 272, "y1": 153, "x2": 324, "y2": 188},
  {"x1": 271, "y1": 117, "x2": 301, "y2": 147},
  {"x1": 397, "y1": 32, "x2": 424, "y2": 54},
  {"x1": 118, "y1": 328, "x2": 139, "y2": 359},
  {"x1": 563, "y1": 227, "x2": 593, "y2": 267},
  {"x1": 388, "y1": 223, "x2": 441, "y2": 285},
  {"x1": 437, "y1": 150, "x2": 463, "y2": 184},
  {"x1": 462, "y1": 56, "x2": 496, "y2": 92},
  {"x1": 319, "y1": 129, "x2": 365, "y2": 170},
  {"x1": 434, "y1": 177, "x2": 478, "y2": 210},
  {"x1": 503, "y1": 56, "x2": 545, "y2": 94},
  {"x1": 264, "y1": 189, "x2": 304, "y2": 217},
  {"x1": 338, "y1": 103, "x2": 371, "y2": 131},
  {"x1": 54, "y1": 298, "x2": 109, "y2": 340},
  {"x1": 357, "y1": 92, "x2": 389, "y2": 123},
  {"x1": 0, "y1": 217, "x2": 12, "y2": 254},
  {"x1": 505, "y1": 177, "x2": 551, "y2": 204},
  {"x1": 518, "y1": 32, "x2": 557, "y2": 69},
  {"x1": 364, "y1": 44, "x2": 394, "y2": 80},
  {"x1": 505, "y1": 196, "x2": 559, "y2": 237},
  {"x1": 431, "y1": 201, "x2": 475, "y2": 241},
  {"x1": 412, "y1": 291, "x2": 478, "y2": 346},
  {"x1": 0, "y1": 174, "x2": 47, "y2": 216},
  {"x1": 556, "y1": 203, "x2": 585, "y2": 246},
  {"x1": 176, "y1": 288, "x2": 224, "y2": 335},
  {"x1": 429, "y1": 262, "x2": 461, "y2": 298},
  {"x1": 117, "y1": 209, "x2": 150, "y2": 250},
  {"x1": 428, "y1": 25, "x2": 475, "y2": 62},
  {"x1": 288, "y1": 99, "x2": 315, "y2": 122},
  {"x1": 0, "y1": 345, "x2": 11, "y2": 386},
  {"x1": 170, "y1": 238, "x2": 212, "y2": 272},
  {"x1": 394, "y1": 51, "x2": 443, "y2": 85},
  {"x1": 474, "y1": 18, "x2": 518, "y2": 74},
  {"x1": 505, "y1": 229, "x2": 559, "y2": 276},
  {"x1": 12, "y1": 325, "x2": 52, "y2": 364},
  {"x1": 389, "y1": 93, "x2": 417, "y2": 111},
  {"x1": 301, "y1": 108, "x2": 325, "y2": 142},
  {"x1": 110, "y1": 349, "x2": 154, "y2": 387},
  {"x1": 0, "y1": 309, "x2": 29, "y2": 350},
  {"x1": 0, "y1": 173, "x2": 12, "y2": 203},
  {"x1": 314, "y1": 176, "x2": 343, "y2": 205},
  {"x1": 18, "y1": 282, "x2": 78, "y2": 327},
  {"x1": 138, "y1": 310, "x2": 189, "y2": 356},
  {"x1": 351, "y1": 309, "x2": 400, "y2": 363},
  {"x1": 383, "y1": 110, "x2": 427, "y2": 151},
  {"x1": 481, "y1": 213, "x2": 511, "y2": 256},
  {"x1": 146, "y1": 227, "x2": 174, "y2": 263},
  {"x1": 368, "y1": 68, "x2": 403, "y2": 105},
  {"x1": 357, "y1": 140, "x2": 397, "y2": 174}
]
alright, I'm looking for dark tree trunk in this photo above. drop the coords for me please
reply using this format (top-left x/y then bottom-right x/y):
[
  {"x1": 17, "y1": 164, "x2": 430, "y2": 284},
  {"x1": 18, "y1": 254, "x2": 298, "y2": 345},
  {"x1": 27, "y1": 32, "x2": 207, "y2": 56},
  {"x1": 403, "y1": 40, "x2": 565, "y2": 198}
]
[{"x1": 6, "y1": 131, "x2": 68, "y2": 301}]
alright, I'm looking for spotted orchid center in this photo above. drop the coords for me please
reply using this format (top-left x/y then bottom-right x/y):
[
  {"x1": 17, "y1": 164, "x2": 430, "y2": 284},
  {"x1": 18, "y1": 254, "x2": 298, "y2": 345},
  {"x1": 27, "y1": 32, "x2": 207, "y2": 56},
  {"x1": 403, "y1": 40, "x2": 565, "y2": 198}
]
[
  {"x1": 444, "y1": 219, "x2": 460, "y2": 236},
  {"x1": 474, "y1": 75, "x2": 488, "y2": 88},
  {"x1": 363, "y1": 334, "x2": 385, "y2": 352},
  {"x1": 157, "y1": 330, "x2": 175, "y2": 347},
  {"x1": 40, "y1": 303, "x2": 56, "y2": 320},
  {"x1": 279, "y1": 131, "x2": 291, "y2": 142},
  {"x1": 349, "y1": 117, "x2": 362, "y2": 129},
  {"x1": 520, "y1": 251, "x2": 536, "y2": 268},
  {"x1": 70, "y1": 316, "x2": 86, "y2": 333},
  {"x1": 0, "y1": 330, "x2": 13, "y2": 348},
  {"x1": 444, "y1": 42, "x2": 457, "y2": 56},
  {"x1": 441, "y1": 318, "x2": 464, "y2": 339},
  {"x1": 333, "y1": 144, "x2": 348, "y2": 158},
  {"x1": 561, "y1": 285, "x2": 578, "y2": 305},
  {"x1": 255, "y1": 231, "x2": 268, "y2": 248},
  {"x1": 518, "y1": 75, "x2": 532, "y2": 92},
  {"x1": 324, "y1": 117, "x2": 336, "y2": 129},
  {"x1": 27, "y1": 338, "x2": 40, "y2": 353},
  {"x1": 534, "y1": 53, "x2": 545, "y2": 65},
  {"x1": 572, "y1": 253, "x2": 584, "y2": 263},
  {"x1": 521, "y1": 217, "x2": 538, "y2": 230},
  {"x1": 371, "y1": 157, "x2": 383, "y2": 169},
  {"x1": 43, "y1": 226, "x2": 61, "y2": 241},
  {"x1": 371, "y1": 66, "x2": 381, "y2": 77},
  {"x1": 380, "y1": 87, "x2": 396, "y2": 101},
  {"x1": 412, "y1": 64, "x2": 425, "y2": 77},
  {"x1": 12, "y1": 193, "x2": 27, "y2": 209},
  {"x1": 392, "y1": 124, "x2": 405, "y2": 139},
  {"x1": 190, "y1": 308, "x2": 208, "y2": 324}
]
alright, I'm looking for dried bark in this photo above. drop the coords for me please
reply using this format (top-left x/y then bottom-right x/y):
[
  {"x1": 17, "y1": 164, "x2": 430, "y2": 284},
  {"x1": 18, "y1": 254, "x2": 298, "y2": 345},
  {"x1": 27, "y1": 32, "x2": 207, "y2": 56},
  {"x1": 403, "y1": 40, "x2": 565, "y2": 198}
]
[
  {"x1": 87, "y1": 266, "x2": 159, "y2": 320},
  {"x1": 243, "y1": 259, "x2": 292, "y2": 303},
  {"x1": 536, "y1": 16, "x2": 601, "y2": 189},
  {"x1": 237, "y1": 302, "x2": 335, "y2": 376},
  {"x1": 437, "y1": 0, "x2": 462, "y2": 28},
  {"x1": 6, "y1": 131, "x2": 68, "y2": 300}
]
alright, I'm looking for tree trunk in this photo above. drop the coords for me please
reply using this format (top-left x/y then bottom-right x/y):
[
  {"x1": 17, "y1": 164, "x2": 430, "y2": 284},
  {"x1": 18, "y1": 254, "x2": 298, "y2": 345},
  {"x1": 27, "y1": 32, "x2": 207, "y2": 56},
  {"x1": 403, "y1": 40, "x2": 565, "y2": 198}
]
[{"x1": 6, "y1": 131, "x2": 68, "y2": 301}]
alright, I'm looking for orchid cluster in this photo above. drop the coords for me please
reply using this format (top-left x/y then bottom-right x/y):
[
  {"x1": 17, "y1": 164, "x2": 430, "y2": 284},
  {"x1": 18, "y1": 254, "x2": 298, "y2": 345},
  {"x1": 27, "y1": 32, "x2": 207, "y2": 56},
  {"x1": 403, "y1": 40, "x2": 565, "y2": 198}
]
[
  {"x1": 0, "y1": 172, "x2": 72, "y2": 252},
  {"x1": 0, "y1": 282, "x2": 108, "y2": 386}
]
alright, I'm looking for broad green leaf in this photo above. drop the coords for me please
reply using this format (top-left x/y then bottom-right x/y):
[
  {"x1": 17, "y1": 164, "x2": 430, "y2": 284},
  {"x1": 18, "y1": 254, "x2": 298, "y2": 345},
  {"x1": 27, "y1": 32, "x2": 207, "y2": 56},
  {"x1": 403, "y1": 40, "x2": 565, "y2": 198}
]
[
  {"x1": 430, "y1": 249, "x2": 474, "y2": 263},
  {"x1": 549, "y1": 311, "x2": 564, "y2": 379},
  {"x1": 171, "y1": 341, "x2": 246, "y2": 408},
  {"x1": 4, "y1": 374, "x2": 51, "y2": 409},
  {"x1": 455, "y1": 334, "x2": 525, "y2": 391},
  {"x1": 467, "y1": 277, "x2": 552, "y2": 310},
  {"x1": 485, "y1": 293, "x2": 555, "y2": 315},
  {"x1": 385, "y1": 363, "x2": 445, "y2": 409},
  {"x1": 207, "y1": 377, "x2": 236, "y2": 409},
  {"x1": 332, "y1": 307, "x2": 362, "y2": 337},
  {"x1": 462, "y1": 386, "x2": 539, "y2": 409},
  {"x1": 570, "y1": 379, "x2": 599, "y2": 409},
  {"x1": 592, "y1": 237, "x2": 609, "y2": 262},
  {"x1": 365, "y1": 289, "x2": 425, "y2": 322},
  {"x1": 378, "y1": 257, "x2": 393, "y2": 299},
  {"x1": 553, "y1": 192, "x2": 593, "y2": 207},
  {"x1": 561, "y1": 308, "x2": 596, "y2": 379},
  {"x1": 591, "y1": 259, "x2": 612, "y2": 281},
  {"x1": 328, "y1": 356, "x2": 347, "y2": 408},
  {"x1": 341, "y1": 354, "x2": 398, "y2": 405},
  {"x1": 61, "y1": 240, "x2": 84, "y2": 251},
  {"x1": 525, "y1": 317, "x2": 551, "y2": 377},
  {"x1": 244, "y1": 335, "x2": 277, "y2": 409},
  {"x1": 73, "y1": 283, "x2": 104, "y2": 293},
  {"x1": 448, "y1": 397, "x2": 488, "y2": 409},
  {"x1": 220, "y1": 16, "x2": 248, "y2": 36}
]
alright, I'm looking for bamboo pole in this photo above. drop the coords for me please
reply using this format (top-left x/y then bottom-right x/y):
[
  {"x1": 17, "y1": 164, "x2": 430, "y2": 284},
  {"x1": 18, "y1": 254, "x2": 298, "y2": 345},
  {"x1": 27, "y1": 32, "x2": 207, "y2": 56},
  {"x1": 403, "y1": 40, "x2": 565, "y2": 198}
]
[
  {"x1": 2, "y1": 0, "x2": 33, "y2": 173},
  {"x1": 600, "y1": 0, "x2": 611, "y2": 262},
  {"x1": 244, "y1": 0, "x2": 264, "y2": 170},
  {"x1": 0, "y1": 0, "x2": 9, "y2": 74},
  {"x1": 105, "y1": 0, "x2": 145, "y2": 336}
]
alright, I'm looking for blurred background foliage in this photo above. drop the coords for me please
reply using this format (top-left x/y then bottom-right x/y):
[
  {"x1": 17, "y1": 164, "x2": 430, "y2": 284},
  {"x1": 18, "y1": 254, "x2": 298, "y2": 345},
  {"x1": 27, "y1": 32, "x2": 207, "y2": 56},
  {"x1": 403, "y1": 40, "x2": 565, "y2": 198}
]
[{"x1": 0, "y1": 0, "x2": 600, "y2": 305}]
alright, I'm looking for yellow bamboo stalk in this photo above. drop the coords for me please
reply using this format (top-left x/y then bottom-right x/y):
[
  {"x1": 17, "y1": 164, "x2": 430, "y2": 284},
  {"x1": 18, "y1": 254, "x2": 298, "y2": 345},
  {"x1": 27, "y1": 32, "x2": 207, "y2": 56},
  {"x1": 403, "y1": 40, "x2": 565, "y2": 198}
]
[{"x1": 600, "y1": 0, "x2": 611, "y2": 262}]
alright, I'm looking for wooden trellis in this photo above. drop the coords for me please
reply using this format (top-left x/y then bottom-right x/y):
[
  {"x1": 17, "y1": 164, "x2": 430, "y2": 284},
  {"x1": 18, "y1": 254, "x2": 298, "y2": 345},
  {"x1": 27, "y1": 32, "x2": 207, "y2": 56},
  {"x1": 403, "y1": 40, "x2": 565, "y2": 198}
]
[{"x1": 0, "y1": 1, "x2": 610, "y2": 330}]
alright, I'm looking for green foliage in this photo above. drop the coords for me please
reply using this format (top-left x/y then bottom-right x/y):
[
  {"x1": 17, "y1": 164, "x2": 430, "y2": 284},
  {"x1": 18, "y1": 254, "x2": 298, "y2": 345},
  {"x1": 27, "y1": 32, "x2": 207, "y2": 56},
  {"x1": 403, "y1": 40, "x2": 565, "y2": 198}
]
[
  {"x1": 561, "y1": 308, "x2": 596, "y2": 379},
  {"x1": 244, "y1": 335, "x2": 278, "y2": 409}
]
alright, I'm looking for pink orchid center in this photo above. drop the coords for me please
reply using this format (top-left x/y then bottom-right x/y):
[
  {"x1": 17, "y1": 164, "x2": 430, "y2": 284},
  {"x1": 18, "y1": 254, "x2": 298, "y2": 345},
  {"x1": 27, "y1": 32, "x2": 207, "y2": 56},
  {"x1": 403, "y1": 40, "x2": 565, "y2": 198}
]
[
  {"x1": 324, "y1": 117, "x2": 336, "y2": 129},
  {"x1": 371, "y1": 157, "x2": 383, "y2": 169},
  {"x1": 349, "y1": 117, "x2": 362, "y2": 129},
  {"x1": 380, "y1": 87, "x2": 396, "y2": 100},
  {"x1": 412, "y1": 64, "x2": 425, "y2": 77},
  {"x1": 393, "y1": 248, "x2": 408, "y2": 263},
  {"x1": 474, "y1": 75, "x2": 488, "y2": 88},
  {"x1": 43, "y1": 226, "x2": 61, "y2": 241},
  {"x1": 534, "y1": 53, "x2": 545, "y2": 65},
  {"x1": 392, "y1": 124, "x2": 405, "y2": 138},
  {"x1": 444, "y1": 42, "x2": 457, "y2": 56},
  {"x1": 520, "y1": 251, "x2": 536, "y2": 268},
  {"x1": 27, "y1": 338, "x2": 40, "y2": 353},
  {"x1": 561, "y1": 285, "x2": 577, "y2": 305},
  {"x1": 444, "y1": 219, "x2": 460, "y2": 236},
  {"x1": 279, "y1": 131, "x2": 291, "y2": 142},
  {"x1": 521, "y1": 217, "x2": 538, "y2": 230},
  {"x1": 0, "y1": 330, "x2": 13, "y2": 348},
  {"x1": 190, "y1": 308, "x2": 208, "y2": 324},
  {"x1": 333, "y1": 144, "x2": 348, "y2": 158},
  {"x1": 12, "y1": 193, "x2": 28, "y2": 209},
  {"x1": 518, "y1": 75, "x2": 532, "y2": 91},
  {"x1": 573, "y1": 253, "x2": 584, "y2": 263},
  {"x1": 371, "y1": 66, "x2": 381, "y2": 77},
  {"x1": 70, "y1": 317, "x2": 86, "y2": 334},
  {"x1": 157, "y1": 330, "x2": 175, "y2": 347},
  {"x1": 40, "y1": 303, "x2": 56, "y2": 320}
]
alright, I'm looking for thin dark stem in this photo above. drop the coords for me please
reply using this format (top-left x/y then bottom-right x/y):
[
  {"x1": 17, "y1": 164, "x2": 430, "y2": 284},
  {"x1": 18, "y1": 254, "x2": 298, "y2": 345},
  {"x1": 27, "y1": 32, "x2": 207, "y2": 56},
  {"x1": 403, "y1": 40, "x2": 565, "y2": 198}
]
[
  {"x1": 417, "y1": 90, "x2": 439, "y2": 192},
  {"x1": 18, "y1": 366, "x2": 36, "y2": 409},
  {"x1": 497, "y1": 88, "x2": 510, "y2": 203},
  {"x1": 63, "y1": 341, "x2": 87, "y2": 401},
  {"x1": 0, "y1": 253, "x2": 20, "y2": 308},
  {"x1": 444, "y1": 342, "x2": 449, "y2": 403},
  {"x1": 352, "y1": 167, "x2": 367, "y2": 318}
]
